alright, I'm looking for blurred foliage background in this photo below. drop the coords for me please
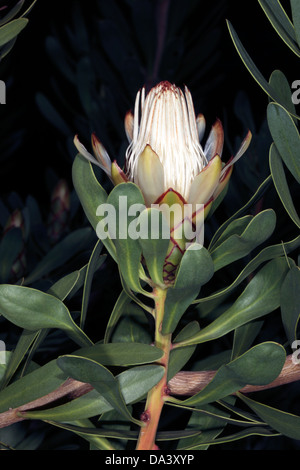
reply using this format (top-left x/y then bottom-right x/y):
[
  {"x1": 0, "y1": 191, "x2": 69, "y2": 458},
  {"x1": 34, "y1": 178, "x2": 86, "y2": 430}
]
[{"x1": 0, "y1": 0, "x2": 299, "y2": 450}]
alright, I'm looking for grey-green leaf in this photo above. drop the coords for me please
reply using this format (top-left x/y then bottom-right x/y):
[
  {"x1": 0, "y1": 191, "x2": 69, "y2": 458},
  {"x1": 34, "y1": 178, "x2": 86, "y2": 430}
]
[
  {"x1": 0, "y1": 228, "x2": 23, "y2": 283},
  {"x1": 0, "y1": 18, "x2": 28, "y2": 47},
  {"x1": 74, "y1": 342, "x2": 163, "y2": 366},
  {"x1": 24, "y1": 227, "x2": 96, "y2": 285},
  {"x1": 106, "y1": 182, "x2": 146, "y2": 294},
  {"x1": 0, "y1": 360, "x2": 66, "y2": 413},
  {"x1": 162, "y1": 245, "x2": 214, "y2": 334},
  {"x1": 177, "y1": 342, "x2": 285, "y2": 407},
  {"x1": 176, "y1": 257, "x2": 290, "y2": 347},
  {"x1": 72, "y1": 154, "x2": 117, "y2": 261},
  {"x1": 209, "y1": 175, "x2": 273, "y2": 250},
  {"x1": 269, "y1": 70, "x2": 297, "y2": 118},
  {"x1": 137, "y1": 208, "x2": 170, "y2": 286},
  {"x1": 57, "y1": 355, "x2": 142, "y2": 425},
  {"x1": 80, "y1": 239, "x2": 103, "y2": 329},
  {"x1": 0, "y1": 1, "x2": 25, "y2": 27},
  {"x1": 168, "y1": 321, "x2": 200, "y2": 381},
  {"x1": 280, "y1": 266, "x2": 300, "y2": 345},
  {"x1": 195, "y1": 235, "x2": 300, "y2": 309},
  {"x1": 267, "y1": 102, "x2": 300, "y2": 184},
  {"x1": 258, "y1": 0, "x2": 300, "y2": 56},
  {"x1": 290, "y1": 0, "x2": 300, "y2": 48},
  {"x1": 227, "y1": 20, "x2": 300, "y2": 119},
  {"x1": 269, "y1": 143, "x2": 300, "y2": 229},
  {"x1": 0, "y1": 285, "x2": 92, "y2": 348},
  {"x1": 238, "y1": 392, "x2": 300, "y2": 440},
  {"x1": 23, "y1": 365, "x2": 164, "y2": 422},
  {"x1": 104, "y1": 289, "x2": 132, "y2": 344},
  {"x1": 210, "y1": 209, "x2": 276, "y2": 271}
]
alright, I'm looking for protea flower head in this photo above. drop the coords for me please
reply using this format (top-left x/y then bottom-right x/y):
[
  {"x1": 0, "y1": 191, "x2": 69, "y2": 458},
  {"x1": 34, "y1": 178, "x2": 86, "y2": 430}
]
[{"x1": 74, "y1": 81, "x2": 251, "y2": 282}]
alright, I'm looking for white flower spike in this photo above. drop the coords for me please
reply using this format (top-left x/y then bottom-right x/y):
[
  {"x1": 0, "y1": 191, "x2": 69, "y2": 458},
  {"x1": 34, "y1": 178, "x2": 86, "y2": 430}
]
[{"x1": 74, "y1": 80, "x2": 252, "y2": 210}]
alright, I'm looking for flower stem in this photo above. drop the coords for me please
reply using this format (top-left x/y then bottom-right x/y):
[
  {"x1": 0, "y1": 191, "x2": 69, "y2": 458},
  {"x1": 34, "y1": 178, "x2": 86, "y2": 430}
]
[{"x1": 136, "y1": 286, "x2": 171, "y2": 450}]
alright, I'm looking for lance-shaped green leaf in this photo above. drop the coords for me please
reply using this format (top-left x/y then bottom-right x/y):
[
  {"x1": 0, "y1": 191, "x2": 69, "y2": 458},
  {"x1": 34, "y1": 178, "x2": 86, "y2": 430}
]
[
  {"x1": 176, "y1": 397, "x2": 236, "y2": 450},
  {"x1": 267, "y1": 102, "x2": 300, "y2": 184},
  {"x1": 0, "y1": 360, "x2": 66, "y2": 413},
  {"x1": 59, "y1": 256, "x2": 106, "y2": 301},
  {"x1": 0, "y1": 36, "x2": 17, "y2": 60},
  {"x1": 210, "y1": 209, "x2": 276, "y2": 271},
  {"x1": 231, "y1": 320, "x2": 264, "y2": 360},
  {"x1": 109, "y1": 303, "x2": 152, "y2": 345},
  {"x1": 269, "y1": 143, "x2": 300, "y2": 229},
  {"x1": 172, "y1": 342, "x2": 285, "y2": 407},
  {"x1": 0, "y1": 329, "x2": 38, "y2": 390},
  {"x1": 0, "y1": 18, "x2": 28, "y2": 47},
  {"x1": 0, "y1": 228, "x2": 23, "y2": 283},
  {"x1": 179, "y1": 426, "x2": 279, "y2": 449},
  {"x1": 20, "y1": 0, "x2": 38, "y2": 18},
  {"x1": 0, "y1": 285, "x2": 92, "y2": 348},
  {"x1": 24, "y1": 227, "x2": 96, "y2": 285},
  {"x1": 48, "y1": 270, "x2": 81, "y2": 300},
  {"x1": 23, "y1": 365, "x2": 164, "y2": 422},
  {"x1": 72, "y1": 154, "x2": 117, "y2": 261},
  {"x1": 259, "y1": 0, "x2": 296, "y2": 39},
  {"x1": 104, "y1": 289, "x2": 132, "y2": 343},
  {"x1": 80, "y1": 239, "x2": 103, "y2": 329},
  {"x1": 227, "y1": 20, "x2": 300, "y2": 119},
  {"x1": 209, "y1": 175, "x2": 272, "y2": 250},
  {"x1": 73, "y1": 342, "x2": 163, "y2": 366},
  {"x1": 137, "y1": 208, "x2": 170, "y2": 286},
  {"x1": 174, "y1": 257, "x2": 290, "y2": 347},
  {"x1": 162, "y1": 245, "x2": 214, "y2": 334},
  {"x1": 168, "y1": 321, "x2": 200, "y2": 381},
  {"x1": 47, "y1": 255, "x2": 106, "y2": 302},
  {"x1": 269, "y1": 70, "x2": 297, "y2": 118},
  {"x1": 106, "y1": 182, "x2": 146, "y2": 294},
  {"x1": 61, "y1": 418, "x2": 116, "y2": 451},
  {"x1": 258, "y1": 0, "x2": 300, "y2": 56},
  {"x1": 195, "y1": 235, "x2": 300, "y2": 316},
  {"x1": 0, "y1": 1, "x2": 25, "y2": 26},
  {"x1": 57, "y1": 355, "x2": 141, "y2": 426},
  {"x1": 210, "y1": 215, "x2": 253, "y2": 249},
  {"x1": 238, "y1": 392, "x2": 300, "y2": 440},
  {"x1": 281, "y1": 266, "x2": 300, "y2": 345},
  {"x1": 291, "y1": 0, "x2": 300, "y2": 48},
  {"x1": 34, "y1": 421, "x2": 201, "y2": 442},
  {"x1": 1, "y1": 269, "x2": 99, "y2": 390}
]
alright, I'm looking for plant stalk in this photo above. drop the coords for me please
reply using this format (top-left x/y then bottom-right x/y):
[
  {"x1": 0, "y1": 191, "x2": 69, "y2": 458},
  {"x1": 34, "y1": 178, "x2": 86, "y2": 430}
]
[{"x1": 136, "y1": 286, "x2": 171, "y2": 450}]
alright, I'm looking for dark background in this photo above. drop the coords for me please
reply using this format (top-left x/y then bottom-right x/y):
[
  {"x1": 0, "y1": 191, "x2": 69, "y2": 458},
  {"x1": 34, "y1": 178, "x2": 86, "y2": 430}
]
[
  {"x1": 0, "y1": 0, "x2": 299, "y2": 451},
  {"x1": 0, "y1": 0, "x2": 296, "y2": 204}
]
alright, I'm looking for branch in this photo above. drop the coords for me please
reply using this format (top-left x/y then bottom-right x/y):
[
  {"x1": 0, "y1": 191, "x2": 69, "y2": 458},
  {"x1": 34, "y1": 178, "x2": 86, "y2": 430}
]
[
  {"x1": 0, "y1": 378, "x2": 93, "y2": 429},
  {"x1": 168, "y1": 354, "x2": 300, "y2": 395},
  {"x1": 0, "y1": 354, "x2": 299, "y2": 429}
]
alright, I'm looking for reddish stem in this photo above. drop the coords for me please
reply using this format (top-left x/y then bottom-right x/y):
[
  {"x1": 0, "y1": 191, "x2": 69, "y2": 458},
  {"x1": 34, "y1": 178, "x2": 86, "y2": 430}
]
[{"x1": 136, "y1": 287, "x2": 171, "y2": 450}]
